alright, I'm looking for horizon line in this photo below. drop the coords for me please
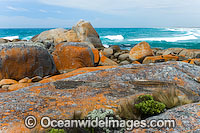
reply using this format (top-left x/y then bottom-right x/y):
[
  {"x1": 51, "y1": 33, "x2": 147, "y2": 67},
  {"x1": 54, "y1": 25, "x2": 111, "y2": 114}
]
[{"x1": 0, "y1": 26, "x2": 200, "y2": 29}]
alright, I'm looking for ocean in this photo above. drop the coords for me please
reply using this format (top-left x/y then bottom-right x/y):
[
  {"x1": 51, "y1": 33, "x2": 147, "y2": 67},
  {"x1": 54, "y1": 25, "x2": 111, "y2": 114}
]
[{"x1": 0, "y1": 28, "x2": 200, "y2": 50}]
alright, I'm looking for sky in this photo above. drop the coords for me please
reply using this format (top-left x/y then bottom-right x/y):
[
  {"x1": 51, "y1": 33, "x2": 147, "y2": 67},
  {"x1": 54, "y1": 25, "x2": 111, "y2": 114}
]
[{"x1": 0, "y1": 0, "x2": 200, "y2": 28}]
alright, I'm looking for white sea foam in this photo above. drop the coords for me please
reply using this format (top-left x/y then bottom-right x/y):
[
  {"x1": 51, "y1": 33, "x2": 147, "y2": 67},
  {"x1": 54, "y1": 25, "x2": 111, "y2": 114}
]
[
  {"x1": 104, "y1": 35, "x2": 124, "y2": 40},
  {"x1": 103, "y1": 44, "x2": 110, "y2": 48},
  {"x1": 22, "y1": 36, "x2": 33, "y2": 40},
  {"x1": 2, "y1": 36, "x2": 19, "y2": 41},
  {"x1": 128, "y1": 35, "x2": 198, "y2": 42}
]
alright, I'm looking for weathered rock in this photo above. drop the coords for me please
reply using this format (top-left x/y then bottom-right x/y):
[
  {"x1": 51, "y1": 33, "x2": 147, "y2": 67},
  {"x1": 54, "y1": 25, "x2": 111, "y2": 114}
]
[
  {"x1": 1, "y1": 84, "x2": 10, "y2": 90},
  {"x1": 163, "y1": 48, "x2": 185, "y2": 55},
  {"x1": 132, "y1": 102, "x2": 200, "y2": 132},
  {"x1": 12, "y1": 39, "x2": 21, "y2": 42},
  {"x1": 143, "y1": 55, "x2": 179, "y2": 64},
  {"x1": 188, "y1": 59, "x2": 200, "y2": 66},
  {"x1": 0, "y1": 79, "x2": 17, "y2": 87},
  {"x1": 119, "y1": 60, "x2": 130, "y2": 65},
  {"x1": 114, "y1": 52, "x2": 121, "y2": 58},
  {"x1": 31, "y1": 28, "x2": 69, "y2": 43},
  {"x1": 52, "y1": 42, "x2": 97, "y2": 73},
  {"x1": 118, "y1": 53, "x2": 129, "y2": 61},
  {"x1": 151, "y1": 48, "x2": 161, "y2": 55},
  {"x1": 132, "y1": 61, "x2": 141, "y2": 64},
  {"x1": 102, "y1": 48, "x2": 113, "y2": 57},
  {"x1": 31, "y1": 76, "x2": 43, "y2": 82},
  {"x1": 72, "y1": 20, "x2": 103, "y2": 48},
  {"x1": 0, "y1": 42, "x2": 57, "y2": 80},
  {"x1": 179, "y1": 49, "x2": 200, "y2": 59},
  {"x1": 110, "y1": 45, "x2": 121, "y2": 52},
  {"x1": 18, "y1": 77, "x2": 31, "y2": 83},
  {"x1": 0, "y1": 62, "x2": 200, "y2": 132},
  {"x1": 0, "y1": 38, "x2": 9, "y2": 43},
  {"x1": 65, "y1": 29, "x2": 80, "y2": 42},
  {"x1": 99, "y1": 52, "x2": 118, "y2": 66},
  {"x1": 8, "y1": 83, "x2": 32, "y2": 91},
  {"x1": 129, "y1": 41, "x2": 154, "y2": 61}
]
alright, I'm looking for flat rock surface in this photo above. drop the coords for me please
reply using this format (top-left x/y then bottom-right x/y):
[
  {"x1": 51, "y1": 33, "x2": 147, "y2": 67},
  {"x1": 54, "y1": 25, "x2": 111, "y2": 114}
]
[{"x1": 0, "y1": 62, "x2": 199, "y2": 132}]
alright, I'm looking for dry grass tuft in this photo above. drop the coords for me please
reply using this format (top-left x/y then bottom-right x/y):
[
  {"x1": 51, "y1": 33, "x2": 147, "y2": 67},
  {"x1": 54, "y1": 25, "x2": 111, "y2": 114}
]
[{"x1": 153, "y1": 87, "x2": 192, "y2": 109}]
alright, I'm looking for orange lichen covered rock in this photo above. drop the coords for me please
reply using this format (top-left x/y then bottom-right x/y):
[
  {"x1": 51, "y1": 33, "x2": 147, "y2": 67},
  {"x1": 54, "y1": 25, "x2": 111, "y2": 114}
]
[
  {"x1": 8, "y1": 83, "x2": 32, "y2": 91},
  {"x1": 40, "y1": 66, "x2": 117, "y2": 83},
  {"x1": 72, "y1": 20, "x2": 103, "y2": 48},
  {"x1": 143, "y1": 55, "x2": 179, "y2": 64},
  {"x1": 99, "y1": 52, "x2": 118, "y2": 66},
  {"x1": 91, "y1": 48, "x2": 100, "y2": 65},
  {"x1": 129, "y1": 41, "x2": 154, "y2": 61},
  {"x1": 0, "y1": 62, "x2": 199, "y2": 132},
  {"x1": 132, "y1": 61, "x2": 141, "y2": 64},
  {"x1": 18, "y1": 77, "x2": 31, "y2": 83},
  {"x1": 188, "y1": 59, "x2": 200, "y2": 65},
  {"x1": 52, "y1": 42, "x2": 97, "y2": 73},
  {"x1": 0, "y1": 79, "x2": 17, "y2": 87},
  {"x1": 0, "y1": 42, "x2": 57, "y2": 80}
]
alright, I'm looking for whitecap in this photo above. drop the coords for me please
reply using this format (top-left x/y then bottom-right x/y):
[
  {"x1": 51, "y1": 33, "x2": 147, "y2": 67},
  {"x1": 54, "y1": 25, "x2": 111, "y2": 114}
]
[
  {"x1": 128, "y1": 35, "x2": 198, "y2": 42},
  {"x1": 104, "y1": 35, "x2": 124, "y2": 40},
  {"x1": 2, "y1": 36, "x2": 19, "y2": 41},
  {"x1": 22, "y1": 36, "x2": 33, "y2": 40},
  {"x1": 103, "y1": 44, "x2": 110, "y2": 48}
]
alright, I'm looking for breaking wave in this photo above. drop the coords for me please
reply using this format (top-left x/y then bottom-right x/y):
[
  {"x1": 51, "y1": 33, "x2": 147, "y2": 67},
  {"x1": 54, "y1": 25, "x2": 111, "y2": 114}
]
[
  {"x1": 2, "y1": 36, "x2": 19, "y2": 41},
  {"x1": 104, "y1": 35, "x2": 124, "y2": 41}
]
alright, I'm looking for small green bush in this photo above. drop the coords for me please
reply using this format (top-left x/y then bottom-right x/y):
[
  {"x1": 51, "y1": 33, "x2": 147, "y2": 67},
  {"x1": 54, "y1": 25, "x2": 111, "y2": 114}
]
[
  {"x1": 48, "y1": 128, "x2": 65, "y2": 133},
  {"x1": 135, "y1": 100, "x2": 166, "y2": 116},
  {"x1": 136, "y1": 94, "x2": 153, "y2": 103}
]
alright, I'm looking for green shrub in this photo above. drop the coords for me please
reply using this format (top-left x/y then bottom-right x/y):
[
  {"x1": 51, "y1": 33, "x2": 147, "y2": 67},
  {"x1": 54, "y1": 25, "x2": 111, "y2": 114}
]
[
  {"x1": 48, "y1": 128, "x2": 65, "y2": 133},
  {"x1": 135, "y1": 94, "x2": 153, "y2": 103},
  {"x1": 135, "y1": 100, "x2": 166, "y2": 116}
]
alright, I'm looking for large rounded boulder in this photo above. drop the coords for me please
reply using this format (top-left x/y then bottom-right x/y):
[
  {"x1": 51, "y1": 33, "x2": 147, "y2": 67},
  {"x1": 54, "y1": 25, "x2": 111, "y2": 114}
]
[
  {"x1": 0, "y1": 42, "x2": 57, "y2": 80},
  {"x1": 129, "y1": 41, "x2": 154, "y2": 61},
  {"x1": 52, "y1": 42, "x2": 99, "y2": 73},
  {"x1": 72, "y1": 20, "x2": 103, "y2": 48}
]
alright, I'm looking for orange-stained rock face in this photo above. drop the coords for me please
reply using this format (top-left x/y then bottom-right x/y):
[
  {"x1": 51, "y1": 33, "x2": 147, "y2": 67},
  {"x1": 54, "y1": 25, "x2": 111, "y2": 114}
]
[
  {"x1": 91, "y1": 48, "x2": 100, "y2": 65},
  {"x1": 132, "y1": 61, "x2": 141, "y2": 64},
  {"x1": 8, "y1": 83, "x2": 33, "y2": 91},
  {"x1": 129, "y1": 41, "x2": 154, "y2": 61},
  {"x1": 40, "y1": 66, "x2": 117, "y2": 83},
  {"x1": 187, "y1": 59, "x2": 200, "y2": 65},
  {"x1": 0, "y1": 42, "x2": 57, "y2": 80},
  {"x1": 99, "y1": 52, "x2": 118, "y2": 66},
  {"x1": 143, "y1": 55, "x2": 179, "y2": 64},
  {"x1": 52, "y1": 42, "x2": 97, "y2": 73},
  {"x1": 0, "y1": 79, "x2": 17, "y2": 87},
  {"x1": 72, "y1": 20, "x2": 103, "y2": 48},
  {"x1": 0, "y1": 62, "x2": 199, "y2": 132},
  {"x1": 18, "y1": 77, "x2": 31, "y2": 83}
]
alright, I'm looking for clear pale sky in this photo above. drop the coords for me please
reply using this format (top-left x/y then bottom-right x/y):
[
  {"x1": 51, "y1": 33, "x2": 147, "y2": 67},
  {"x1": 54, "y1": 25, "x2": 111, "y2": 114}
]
[{"x1": 0, "y1": 0, "x2": 200, "y2": 28}]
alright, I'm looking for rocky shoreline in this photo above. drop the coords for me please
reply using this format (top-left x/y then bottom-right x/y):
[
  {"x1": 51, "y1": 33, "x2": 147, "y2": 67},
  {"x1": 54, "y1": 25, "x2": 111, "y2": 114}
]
[{"x1": 0, "y1": 20, "x2": 199, "y2": 132}]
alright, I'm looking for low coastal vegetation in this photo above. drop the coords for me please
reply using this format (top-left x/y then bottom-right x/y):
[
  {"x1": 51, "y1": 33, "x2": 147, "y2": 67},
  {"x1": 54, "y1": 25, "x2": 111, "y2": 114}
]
[{"x1": 47, "y1": 88, "x2": 194, "y2": 133}]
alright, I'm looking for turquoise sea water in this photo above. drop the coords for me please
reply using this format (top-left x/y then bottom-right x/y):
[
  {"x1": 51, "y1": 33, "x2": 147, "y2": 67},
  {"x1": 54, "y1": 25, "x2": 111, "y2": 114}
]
[{"x1": 0, "y1": 28, "x2": 200, "y2": 50}]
